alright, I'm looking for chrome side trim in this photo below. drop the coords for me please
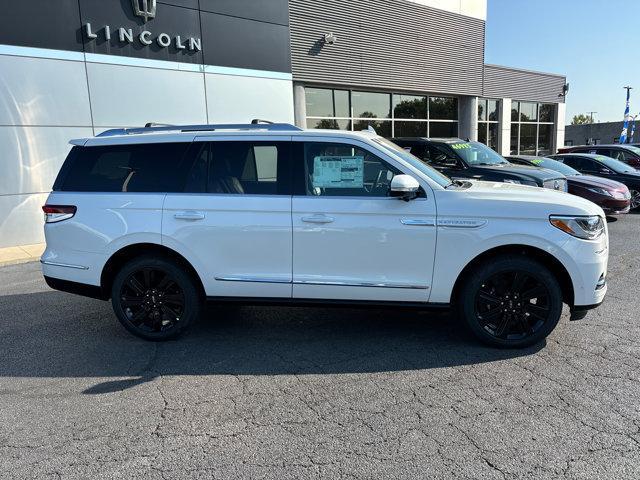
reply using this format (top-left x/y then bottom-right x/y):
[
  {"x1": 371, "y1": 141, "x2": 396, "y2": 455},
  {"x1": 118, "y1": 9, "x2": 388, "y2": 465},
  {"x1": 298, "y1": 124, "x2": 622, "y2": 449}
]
[
  {"x1": 215, "y1": 276, "x2": 291, "y2": 284},
  {"x1": 294, "y1": 280, "x2": 429, "y2": 289},
  {"x1": 437, "y1": 218, "x2": 487, "y2": 228},
  {"x1": 40, "y1": 260, "x2": 89, "y2": 270},
  {"x1": 400, "y1": 219, "x2": 436, "y2": 226}
]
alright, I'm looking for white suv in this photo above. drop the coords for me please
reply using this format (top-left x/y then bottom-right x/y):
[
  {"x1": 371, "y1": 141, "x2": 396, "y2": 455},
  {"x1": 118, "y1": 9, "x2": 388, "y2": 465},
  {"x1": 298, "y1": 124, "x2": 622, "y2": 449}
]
[{"x1": 41, "y1": 122, "x2": 608, "y2": 347}]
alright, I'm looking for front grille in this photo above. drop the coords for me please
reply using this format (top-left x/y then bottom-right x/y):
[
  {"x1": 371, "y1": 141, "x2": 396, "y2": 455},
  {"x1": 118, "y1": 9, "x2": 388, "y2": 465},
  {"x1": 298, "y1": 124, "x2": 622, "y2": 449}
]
[{"x1": 543, "y1": 178, "x2": 568, "y2": 192}]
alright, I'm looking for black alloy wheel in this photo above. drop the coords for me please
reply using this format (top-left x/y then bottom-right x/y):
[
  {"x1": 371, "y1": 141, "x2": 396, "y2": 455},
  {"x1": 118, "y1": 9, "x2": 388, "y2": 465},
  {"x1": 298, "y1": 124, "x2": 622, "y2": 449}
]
[
  {"x1": 459, "y1": 256, "x2": 563, "y2": 348},
  {"x1": 475, "y1": 271, "x2": 550, "y2": 341},
  {"x1": 111, "y1": 256, "x2": 201, "y2": 340}
]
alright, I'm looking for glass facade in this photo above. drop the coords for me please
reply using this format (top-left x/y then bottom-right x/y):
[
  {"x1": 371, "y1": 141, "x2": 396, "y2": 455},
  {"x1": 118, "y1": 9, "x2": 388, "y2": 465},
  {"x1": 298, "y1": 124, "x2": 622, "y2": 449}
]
[
  {"x1": 477, "y1": 98, "x2": 499, "y2": 150},
  {"x1": 305, "y1": 87, "x2": 458, "y2": 137},
  {"x1": 510, "y1": 101, "x2": 556, "y2": 156}
]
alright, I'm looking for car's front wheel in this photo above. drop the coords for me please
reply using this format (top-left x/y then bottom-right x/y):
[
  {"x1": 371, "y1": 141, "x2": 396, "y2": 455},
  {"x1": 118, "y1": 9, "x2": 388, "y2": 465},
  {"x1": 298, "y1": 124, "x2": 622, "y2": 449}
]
[
  {"x1": 458, "y1": 255, "x2": 563, "y2": 348},
  {"x1": 111, "y1": 256, "x2": 202, "y2": 341}
]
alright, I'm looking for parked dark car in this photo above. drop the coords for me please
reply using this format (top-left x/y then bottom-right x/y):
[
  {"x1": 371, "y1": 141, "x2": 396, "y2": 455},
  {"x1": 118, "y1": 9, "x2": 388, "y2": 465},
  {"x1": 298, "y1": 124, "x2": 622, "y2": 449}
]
[
  {"x1": 507, "y1": 155, "x2": 631, "y2": 215},
  {"x1": 557, "y1": 144, "x2": 640, "y2": 169},
  {"x1": 392, "y1": 138, "x2": 567, "y2": 191},
  {"x1": 550, "y1": 153, "x2": 640, "y2": 210}
]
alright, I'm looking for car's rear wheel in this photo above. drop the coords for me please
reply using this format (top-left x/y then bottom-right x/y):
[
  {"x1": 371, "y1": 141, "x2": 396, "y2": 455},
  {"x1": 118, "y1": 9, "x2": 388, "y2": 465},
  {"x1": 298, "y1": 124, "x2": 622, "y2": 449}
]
[
  {"x1": 458, "y1": 256, "x2": 563, "y2": 348},
  {"x1": 111, "y1": 256, "x2": 202, "y2": 341},
  {"x1": 629, "y1": 189, "x2": 640, "y2": 210}
]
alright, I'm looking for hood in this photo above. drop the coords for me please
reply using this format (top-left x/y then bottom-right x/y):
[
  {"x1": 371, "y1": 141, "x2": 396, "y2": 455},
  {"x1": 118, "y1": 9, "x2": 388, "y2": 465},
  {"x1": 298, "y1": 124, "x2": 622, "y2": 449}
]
[
  {"x1": 614, "y1": 170, "x2": 640, "y2": 182},
  {"x1": 571, "y1": 175, "x2": 629, "y2": 191},
  {"x1": 478, "y1": 164, "x2": 564, "y2": 182},
  {"x1": 438, "y1": 180, "x2": 604, "y2": 219}
]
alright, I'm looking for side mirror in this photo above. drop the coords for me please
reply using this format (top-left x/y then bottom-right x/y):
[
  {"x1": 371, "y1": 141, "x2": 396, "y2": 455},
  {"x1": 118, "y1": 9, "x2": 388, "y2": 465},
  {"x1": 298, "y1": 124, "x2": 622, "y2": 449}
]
[{"x1": 390, "y1": 175, "x2": 420, "y2": 201}]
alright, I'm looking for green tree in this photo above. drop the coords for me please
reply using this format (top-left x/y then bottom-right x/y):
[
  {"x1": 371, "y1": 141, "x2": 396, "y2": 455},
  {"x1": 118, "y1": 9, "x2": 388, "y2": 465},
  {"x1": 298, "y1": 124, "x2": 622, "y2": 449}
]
[{"x1": 571, "y1": 114, "x2": 593, "y2": 125}]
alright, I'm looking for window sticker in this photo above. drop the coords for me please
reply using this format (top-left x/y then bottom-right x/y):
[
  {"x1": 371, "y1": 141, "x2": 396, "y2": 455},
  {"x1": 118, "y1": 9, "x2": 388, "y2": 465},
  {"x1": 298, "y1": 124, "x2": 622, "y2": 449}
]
[
  {"x1": 530, "y1": 158, "x2": 543, "y2": 165},
  {"x1": 313, "y1": 156, "x2": 364, "y2": 188},
  {"x1": 451, "y1": 143, "x2": 472, "y2": 150}
]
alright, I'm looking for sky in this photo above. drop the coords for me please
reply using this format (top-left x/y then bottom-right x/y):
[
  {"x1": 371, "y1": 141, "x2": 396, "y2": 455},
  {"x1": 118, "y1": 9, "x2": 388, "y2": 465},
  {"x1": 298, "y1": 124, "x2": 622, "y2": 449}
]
[{"x1": 485, "y1": 0, "x2": 640, "y2": 124}]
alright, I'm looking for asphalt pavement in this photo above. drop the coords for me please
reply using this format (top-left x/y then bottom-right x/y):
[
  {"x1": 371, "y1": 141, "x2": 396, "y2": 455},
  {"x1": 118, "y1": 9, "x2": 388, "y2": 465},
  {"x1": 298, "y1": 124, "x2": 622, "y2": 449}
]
[{"x1": 1, "y1": 214, "x2": 639, "y2": 479}]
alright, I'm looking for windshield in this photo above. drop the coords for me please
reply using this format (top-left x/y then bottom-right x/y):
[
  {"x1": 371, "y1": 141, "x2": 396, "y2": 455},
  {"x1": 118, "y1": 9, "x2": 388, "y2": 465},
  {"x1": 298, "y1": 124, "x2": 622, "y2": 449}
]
[
  {"x1": 446, "y1": 141, "x2": 508, "y2": 166},
  {"x1": 373, "y1": 137, "x2": 452, "y2": 188},
  {"x1": 528, "y1": 157, "x2": 580, "y2": 176},
  {"x1": 624, "y1": 145, "x2": 640, "y2": 156},
  {"x1": 596, "y1": 155, "x2": 637, "y2": 173}
]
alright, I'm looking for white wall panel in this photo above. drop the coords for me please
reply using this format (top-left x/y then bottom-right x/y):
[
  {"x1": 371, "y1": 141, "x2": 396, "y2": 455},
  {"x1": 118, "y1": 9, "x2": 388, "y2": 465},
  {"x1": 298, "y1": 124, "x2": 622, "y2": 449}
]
[
  {"x1": 206, "y1": 74, "x2": 294, "y2": 124},
  {"x1": 0, "y1": 54, "x2": 92, "y2": 126},
  {"x1": 86, "y1": 63, "x2": 208, "y2": 127},
  {"x1": 0, "y1": 126, "x2": 93, "y2": 196},
  {"x1": 0, "y1": 193, "x2": 48, "y2": 248}
]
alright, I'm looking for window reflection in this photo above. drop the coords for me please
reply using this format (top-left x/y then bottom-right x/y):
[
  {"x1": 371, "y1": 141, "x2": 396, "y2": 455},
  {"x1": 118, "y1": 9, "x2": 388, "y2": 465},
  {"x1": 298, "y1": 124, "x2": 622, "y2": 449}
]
[{"x1": 393, "y1": 94, "x2": 428, "y2": 119}]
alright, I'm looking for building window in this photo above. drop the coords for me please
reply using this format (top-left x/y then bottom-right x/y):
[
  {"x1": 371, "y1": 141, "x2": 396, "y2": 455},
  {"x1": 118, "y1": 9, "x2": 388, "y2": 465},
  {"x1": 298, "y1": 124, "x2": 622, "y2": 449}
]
[
  {"x1": 510, "y1": 101, "x2": 556, "y2": 155},
  {"x1": 477, "y1": 98, "x2": 499, "y2": 150},
  {"x1": 304, "y1": 87, "x2": 458, "y2": 137}
]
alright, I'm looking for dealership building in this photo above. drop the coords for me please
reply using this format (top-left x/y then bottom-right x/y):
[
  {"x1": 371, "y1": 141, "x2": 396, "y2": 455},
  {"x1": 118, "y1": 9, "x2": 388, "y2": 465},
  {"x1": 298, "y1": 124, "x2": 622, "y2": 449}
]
[{"x1": 0, "y1": 0, "x2": 566, "y2": 248}]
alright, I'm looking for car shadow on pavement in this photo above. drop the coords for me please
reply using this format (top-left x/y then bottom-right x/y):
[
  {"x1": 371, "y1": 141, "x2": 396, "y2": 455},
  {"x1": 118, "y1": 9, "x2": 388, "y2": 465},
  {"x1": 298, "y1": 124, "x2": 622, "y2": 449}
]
[{"x1": 0, "y1": 291, "x2": 544, "y2": 394}]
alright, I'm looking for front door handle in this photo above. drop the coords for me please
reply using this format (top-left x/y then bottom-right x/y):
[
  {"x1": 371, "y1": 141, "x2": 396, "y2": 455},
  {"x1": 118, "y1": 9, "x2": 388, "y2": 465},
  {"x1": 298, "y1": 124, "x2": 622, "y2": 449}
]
[
  {"x1": 174, "y1": 211, "x2": 205, "y2": 221},
  {"x1": 301, "y1": 214, "x2": 335, "y2": 224}
]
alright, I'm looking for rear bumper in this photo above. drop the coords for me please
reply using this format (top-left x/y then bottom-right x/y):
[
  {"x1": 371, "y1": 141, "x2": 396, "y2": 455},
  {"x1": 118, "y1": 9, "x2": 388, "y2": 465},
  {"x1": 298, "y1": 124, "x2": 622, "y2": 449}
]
[{"x1": 44, "y1": 275, "x2": 108, "y2": 300}]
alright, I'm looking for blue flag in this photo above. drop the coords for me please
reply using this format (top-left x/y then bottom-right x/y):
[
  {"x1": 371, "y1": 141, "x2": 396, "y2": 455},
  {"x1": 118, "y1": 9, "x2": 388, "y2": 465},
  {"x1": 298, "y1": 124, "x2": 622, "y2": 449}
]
[
  {"x1": 630, "y1": 115, "x2": 637, "y2": 143},
  {"x1": 620, "y1": 88, "x2": 631, "y2": 144}
]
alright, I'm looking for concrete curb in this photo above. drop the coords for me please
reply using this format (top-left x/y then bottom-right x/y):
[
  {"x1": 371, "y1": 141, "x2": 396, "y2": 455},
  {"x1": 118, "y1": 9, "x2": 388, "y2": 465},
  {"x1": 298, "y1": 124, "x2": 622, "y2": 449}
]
[{"x1": 0, "y1": 243, "x2": 45, "y2": 268}]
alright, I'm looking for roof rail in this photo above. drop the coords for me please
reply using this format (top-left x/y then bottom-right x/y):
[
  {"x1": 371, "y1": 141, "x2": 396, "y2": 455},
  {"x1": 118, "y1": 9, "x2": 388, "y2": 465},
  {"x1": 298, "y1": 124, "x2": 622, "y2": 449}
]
[{"x1": 97, "y1": 122, "x2": 302, "y2": 137}]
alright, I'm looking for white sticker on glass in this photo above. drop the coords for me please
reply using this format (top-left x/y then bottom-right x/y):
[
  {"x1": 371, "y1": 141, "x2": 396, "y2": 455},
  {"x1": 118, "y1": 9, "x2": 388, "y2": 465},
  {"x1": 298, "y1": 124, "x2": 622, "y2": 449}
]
[{"x1": 313, "y1": 156, "x2": 364, "y2": 188}]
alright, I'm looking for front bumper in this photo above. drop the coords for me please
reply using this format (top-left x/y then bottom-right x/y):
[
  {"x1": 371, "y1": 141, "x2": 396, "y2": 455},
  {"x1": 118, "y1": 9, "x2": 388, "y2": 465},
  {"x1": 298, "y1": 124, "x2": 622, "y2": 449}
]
[
  {"x1": 600, "y1": 199, "x2": 631, "y2": 215},
  {"x1": 570, "y1": 300, "x2": 604, "y2": 321}
]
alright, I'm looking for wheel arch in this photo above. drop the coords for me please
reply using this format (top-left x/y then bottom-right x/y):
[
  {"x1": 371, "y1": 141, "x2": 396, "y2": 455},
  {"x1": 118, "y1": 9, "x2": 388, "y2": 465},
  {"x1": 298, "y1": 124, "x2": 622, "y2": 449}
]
[
  {"x1": 100, "y1": 243, "x2": 205, "y2": 300},
  {"x1": 450, "y1": 244, "x2": 574, "y2": 307}
]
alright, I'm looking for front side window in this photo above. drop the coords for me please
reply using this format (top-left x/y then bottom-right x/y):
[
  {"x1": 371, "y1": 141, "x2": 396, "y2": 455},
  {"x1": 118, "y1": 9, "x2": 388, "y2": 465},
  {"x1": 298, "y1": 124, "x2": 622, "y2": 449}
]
[{"x1": 300, "y1": 142, "x2": 400, "y2": 197}]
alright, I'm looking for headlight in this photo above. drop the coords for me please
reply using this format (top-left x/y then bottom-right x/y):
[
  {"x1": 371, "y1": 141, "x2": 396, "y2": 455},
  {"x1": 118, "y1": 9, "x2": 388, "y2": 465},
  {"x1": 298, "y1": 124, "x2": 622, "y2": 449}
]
[
  {"x1": 613, "y1": 190, "x2": 628, "y2": 200},
  {"x1": 587, "y1": 187, "x2": 613, "y2": 197},
  {"x1": 549, "y1": 215, "x2": 605, "y2": 240}
]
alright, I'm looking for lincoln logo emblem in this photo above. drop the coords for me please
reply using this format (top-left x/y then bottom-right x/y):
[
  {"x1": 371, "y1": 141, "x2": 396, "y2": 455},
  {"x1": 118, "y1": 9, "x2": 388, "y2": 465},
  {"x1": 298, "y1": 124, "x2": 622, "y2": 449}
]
[{"x1": 132, "y1": 0, "x2": 156, "y2": 22}]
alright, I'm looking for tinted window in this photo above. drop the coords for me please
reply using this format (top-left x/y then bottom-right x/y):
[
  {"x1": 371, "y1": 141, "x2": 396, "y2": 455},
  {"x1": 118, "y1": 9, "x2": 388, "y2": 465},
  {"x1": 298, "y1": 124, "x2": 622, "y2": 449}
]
[
  {"x1": 429, "y1": 97, "x2": 458, "y2": 120},
  {"x1": 561, "y1": 157, "x2": 597, "y2": 172},
  {"x1": 205, "y1": 142, "x2": 290, "y2": 195},
  {"x1": 58, "y1": 143, "x2": 191, "y2": 192},
  {"x1": 300, "y1": 142, "x2": 400, "y2": 197}
]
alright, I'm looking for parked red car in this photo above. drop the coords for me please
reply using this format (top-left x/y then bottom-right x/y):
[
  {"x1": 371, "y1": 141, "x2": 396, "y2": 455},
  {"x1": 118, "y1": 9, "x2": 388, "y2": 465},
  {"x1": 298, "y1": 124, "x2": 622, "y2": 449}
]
[
  {"x1": 558, "y1": 144, "x2": 640, "y2": 169},
  {"x1": 506, "y1": 155, "x2": 631, "y2": 215}
]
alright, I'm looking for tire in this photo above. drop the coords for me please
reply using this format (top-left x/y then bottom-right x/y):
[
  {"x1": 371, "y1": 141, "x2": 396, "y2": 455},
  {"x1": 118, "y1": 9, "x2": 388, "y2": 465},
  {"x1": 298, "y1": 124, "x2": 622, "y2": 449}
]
[
  {"x1": 457, "y1": 255, "x2": 563, "y2": 348},
  {"x1": 111, "y1": 255, "x2": 202, "y2": 341}
]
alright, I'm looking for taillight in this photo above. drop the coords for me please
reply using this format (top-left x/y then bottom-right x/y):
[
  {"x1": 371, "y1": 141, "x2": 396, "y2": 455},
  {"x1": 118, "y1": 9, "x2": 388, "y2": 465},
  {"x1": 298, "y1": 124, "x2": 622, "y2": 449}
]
[{"x1": 42, "y1": 205, "x2": 77, "y2": 223}]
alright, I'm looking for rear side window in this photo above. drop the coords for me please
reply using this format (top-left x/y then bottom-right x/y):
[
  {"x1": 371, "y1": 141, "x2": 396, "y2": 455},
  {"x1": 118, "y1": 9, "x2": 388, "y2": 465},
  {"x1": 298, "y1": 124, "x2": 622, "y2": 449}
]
[
  {"x1": 56, "y1": 143, "x2": 191, "y2": 192},
  {"x1": 184, "y1": 141, "x2": 291, "y2": 195}
]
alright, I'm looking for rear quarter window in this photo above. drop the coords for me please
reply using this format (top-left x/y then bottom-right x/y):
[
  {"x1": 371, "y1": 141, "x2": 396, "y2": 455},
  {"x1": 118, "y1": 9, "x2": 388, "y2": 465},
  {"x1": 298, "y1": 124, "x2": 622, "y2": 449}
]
[{"x1": 55, "y1": 143, "x2": 192, "y2": 192}]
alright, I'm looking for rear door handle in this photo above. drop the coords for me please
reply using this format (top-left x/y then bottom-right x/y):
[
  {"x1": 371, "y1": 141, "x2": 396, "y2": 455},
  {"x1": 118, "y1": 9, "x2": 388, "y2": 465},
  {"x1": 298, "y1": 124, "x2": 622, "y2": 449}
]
[
  {"x1": 174, "y1": 211, "x2": 205, "y2": 221},
  {"x1": 301, "y1": 214, "x2": 335, "y2": 224}
]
